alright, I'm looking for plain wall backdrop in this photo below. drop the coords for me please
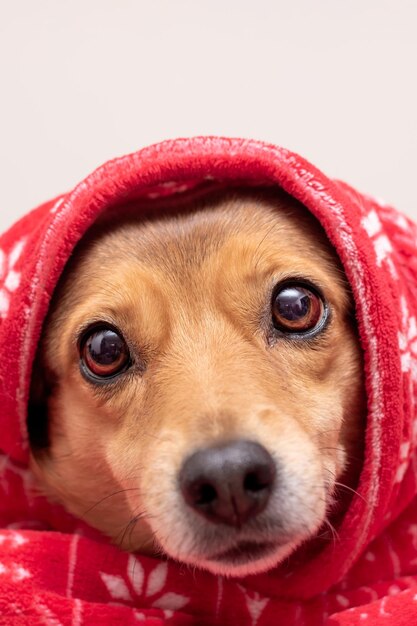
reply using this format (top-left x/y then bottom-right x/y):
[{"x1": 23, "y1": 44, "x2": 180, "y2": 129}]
[{"x1": 0, "y1": 0, "x2": 416, "y2": 232}]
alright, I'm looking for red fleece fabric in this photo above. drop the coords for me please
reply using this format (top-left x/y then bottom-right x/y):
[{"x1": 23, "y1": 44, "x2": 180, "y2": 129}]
[{"x1": 0, "y1": 137, "x2": 417, "y2": 625}]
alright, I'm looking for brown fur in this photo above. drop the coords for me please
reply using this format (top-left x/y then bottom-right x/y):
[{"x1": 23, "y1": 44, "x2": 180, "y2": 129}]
[{"x1": 29, "y1": 190, "x2": 365, "y2": 576}]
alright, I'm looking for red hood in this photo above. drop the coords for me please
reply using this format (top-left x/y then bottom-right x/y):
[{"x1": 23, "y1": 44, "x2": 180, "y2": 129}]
[{"x1": 0, "y1": 137, "x2": 416, "y2": 625}]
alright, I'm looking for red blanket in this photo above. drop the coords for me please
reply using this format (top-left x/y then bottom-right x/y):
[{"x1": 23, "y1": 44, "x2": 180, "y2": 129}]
[{"x1": 1, "y1": 137, "x2": 417, "y2": 625}]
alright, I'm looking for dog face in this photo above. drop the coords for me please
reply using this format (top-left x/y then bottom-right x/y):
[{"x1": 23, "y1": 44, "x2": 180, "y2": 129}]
[{"x1": 29, "y1": 190, "x2": 365, "y2": 577}]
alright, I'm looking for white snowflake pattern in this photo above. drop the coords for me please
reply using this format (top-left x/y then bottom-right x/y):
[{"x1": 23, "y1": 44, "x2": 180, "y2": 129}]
[
  {"x1": 35, "y1": 599, "x2": 64, "y2": 626},
  {"x1": 0, "y1": 561, "x2": 31, "y2": 582},
  {"x1": 0, "y1": 238, "x2": 26, "y2": 318},
  {"x1": 100, "y1": 557, "x2": 189, "y2": 620},
  {"x1": 0, "y1": 531, "x2": 28, "y2": 547},
  {"x1": 395, "y1": 441, "x2": 411, "y2": 484},
  {"x1": 398, "y1": 296, "x2": 417, "y2": 382},
  {"x1": 361, "y1": 209, "x2": 396, "y2": 277},
  {"x1": 237, "y1": 585, "x2": 270, "y2": 626},
  {"x1": 378, "y1": 203, "x2": 417, "y2": 245}
]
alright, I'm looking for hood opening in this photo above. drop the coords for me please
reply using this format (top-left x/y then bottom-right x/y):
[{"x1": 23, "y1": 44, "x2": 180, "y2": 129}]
[
  {"x1": 26, "y1": 180, "x2": 367, "y2": 584},
  {"x1": 0, "y1": 137, "x2": 407, "y2": 601}
]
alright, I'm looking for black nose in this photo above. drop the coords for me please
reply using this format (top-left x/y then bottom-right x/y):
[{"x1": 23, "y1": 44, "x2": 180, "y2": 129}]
[{"x1": 179, "y1": 440, "x2": 276, "y2": 527}]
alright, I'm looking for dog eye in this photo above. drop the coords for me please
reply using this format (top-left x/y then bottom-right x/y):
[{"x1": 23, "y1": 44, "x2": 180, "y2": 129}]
[
  {"x1": 80, "y1": 326, "x2": 130, "y2": 379},
  {"x1": 271, "y1": 283, "x2": 325, "y2": 333}
]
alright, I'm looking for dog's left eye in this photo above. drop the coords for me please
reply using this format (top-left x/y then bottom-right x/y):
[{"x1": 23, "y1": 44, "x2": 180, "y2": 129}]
[
  {"x1": 80, "y1": 326, "x2": 130, "y2": 379},
  {"x1": 271, "y1": 282, "x2": 326, "y2": 334}
]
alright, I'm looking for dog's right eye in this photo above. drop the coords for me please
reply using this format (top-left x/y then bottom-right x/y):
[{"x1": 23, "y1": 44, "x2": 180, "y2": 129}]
[{"x1": 80, "y1": 326, "x2": 131, "y2": 379}]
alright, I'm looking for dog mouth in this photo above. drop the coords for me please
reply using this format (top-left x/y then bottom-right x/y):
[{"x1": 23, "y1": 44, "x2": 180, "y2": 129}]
[{"x1": 209, "y1": 540, "x2": 276, "y2": 564}]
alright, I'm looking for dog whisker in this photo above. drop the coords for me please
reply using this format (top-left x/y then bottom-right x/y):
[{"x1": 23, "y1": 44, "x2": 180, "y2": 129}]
[
  {"x1": 318, "y1": 446, "x2": 363, "y2": 464},
  {"x1": 115, "y1": 506, "x2": 158, "y2": 551},
  {"x1": 253, "y1": 221, "x2": 280, "y2": 271},
  {"x1": 82, "y1": 488, "x2": 143, "y2": 517},
  {"x1": 321, "y1": 468, "x2": 366, "y2": 504},
  {"x1": 333, "y1": 481, "x2": 367, "y2": 504},
  {"x1": 116, "y1": 516, "x2": 139, "y2": 550},
  {"x1": 317, "y1": 517, "x2": 340, "y2": 546}
]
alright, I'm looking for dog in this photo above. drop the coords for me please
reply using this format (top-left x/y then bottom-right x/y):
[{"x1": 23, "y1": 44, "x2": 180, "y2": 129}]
[{"x1": 28, "y1": 188, "x2": 365, "y2": 577}]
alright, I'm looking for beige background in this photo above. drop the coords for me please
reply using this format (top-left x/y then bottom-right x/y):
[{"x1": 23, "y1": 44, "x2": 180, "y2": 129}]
[{"x1": 0, "y1": 0, "x2": 416, "y2": 232}]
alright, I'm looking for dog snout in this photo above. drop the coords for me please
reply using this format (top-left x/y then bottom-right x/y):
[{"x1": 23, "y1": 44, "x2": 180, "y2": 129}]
[{"x1": 179, "y1": 440, "x2": 276, "y2": 527}]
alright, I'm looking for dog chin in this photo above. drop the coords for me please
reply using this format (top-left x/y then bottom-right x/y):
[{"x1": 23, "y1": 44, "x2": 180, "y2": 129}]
[{"x1": 171, "y1": 538, "x2": 303, "y2": 578}]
